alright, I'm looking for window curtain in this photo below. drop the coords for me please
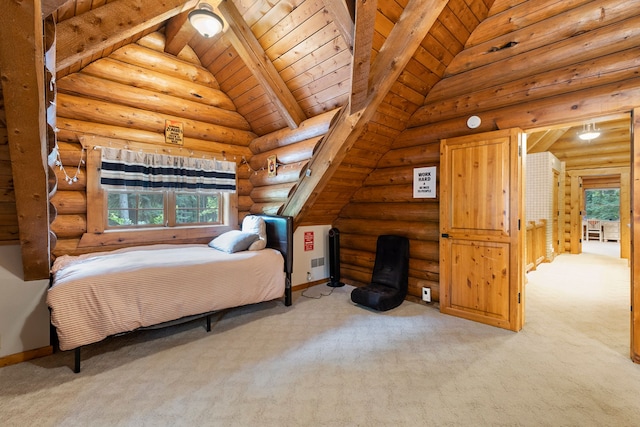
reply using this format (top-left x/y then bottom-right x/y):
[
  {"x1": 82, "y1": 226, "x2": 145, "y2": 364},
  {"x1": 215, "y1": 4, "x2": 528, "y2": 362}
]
[{"x1": 100, "y1": 147, "x2": 236, "y2": 192}]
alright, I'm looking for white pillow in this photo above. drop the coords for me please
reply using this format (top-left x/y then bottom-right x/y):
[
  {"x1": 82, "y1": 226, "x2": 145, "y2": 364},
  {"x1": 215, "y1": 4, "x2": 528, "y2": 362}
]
[
  {"x1": 209, "y1": 230, "x2": 258, "y2": 253},
  {"x1": 242, "y1": 215, "x2": 267, "y2": 251}
]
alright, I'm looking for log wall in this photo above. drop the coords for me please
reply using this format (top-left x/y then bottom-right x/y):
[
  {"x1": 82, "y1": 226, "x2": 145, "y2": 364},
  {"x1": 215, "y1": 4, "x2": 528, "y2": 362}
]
[
  {"x1": 50, "y1": 32, "x2": 255, "y2": 257},
  {"x1": 333, "y1": 0, "x2": 640, "y2": 302},
  {"x1": 242, "y1": 109, "x2": 339, "y2": 219}
]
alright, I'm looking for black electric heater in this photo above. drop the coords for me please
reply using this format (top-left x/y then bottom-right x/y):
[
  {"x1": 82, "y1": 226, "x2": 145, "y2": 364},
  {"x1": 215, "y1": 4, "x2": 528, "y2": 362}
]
[{"x1": 327, "y1": 227, "x2": 344, "y2": 287}]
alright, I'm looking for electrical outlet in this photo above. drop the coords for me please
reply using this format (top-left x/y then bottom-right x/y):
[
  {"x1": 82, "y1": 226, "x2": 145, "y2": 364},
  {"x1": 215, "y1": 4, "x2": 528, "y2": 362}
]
[{"x1": 422, "y1": 287, "x2": 431, "y2": 302}]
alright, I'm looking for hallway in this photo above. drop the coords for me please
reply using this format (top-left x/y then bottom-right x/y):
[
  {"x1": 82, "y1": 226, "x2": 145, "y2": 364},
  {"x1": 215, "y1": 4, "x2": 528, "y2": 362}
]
[{"x1": 525, "y1": 241, "x2": 629, "y2": 357}]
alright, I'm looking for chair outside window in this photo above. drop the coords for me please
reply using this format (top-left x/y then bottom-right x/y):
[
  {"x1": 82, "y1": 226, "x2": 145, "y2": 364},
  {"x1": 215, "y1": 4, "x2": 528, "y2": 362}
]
[{"x1": 586, "y1": 219, "x2": 603, "y2": 242}]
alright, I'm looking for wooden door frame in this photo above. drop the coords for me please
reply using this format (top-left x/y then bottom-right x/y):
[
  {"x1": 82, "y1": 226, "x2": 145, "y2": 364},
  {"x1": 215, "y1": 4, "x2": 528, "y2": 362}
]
[
  {"x1": 631, "y1": 108, "x2": 640, "y2": 363},
  {"x1": 520, "y1": 109, "x2": 638, "y2": 362},
  {"x1": 567, "y1": 168, "x2": 631, "y2": 258}
]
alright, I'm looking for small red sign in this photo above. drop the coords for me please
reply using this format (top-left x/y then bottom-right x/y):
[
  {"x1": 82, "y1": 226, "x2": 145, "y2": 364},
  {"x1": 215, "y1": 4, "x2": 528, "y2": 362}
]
[{"x1": 304, "y1": 231, "x2": 314, "y2": 251}]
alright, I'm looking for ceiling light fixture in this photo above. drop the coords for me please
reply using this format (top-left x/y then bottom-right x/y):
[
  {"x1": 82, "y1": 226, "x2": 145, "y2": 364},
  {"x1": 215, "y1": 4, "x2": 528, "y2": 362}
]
[
  {"x1": 189, "y1": 3, "x2": 224, "y2": 38},
  {"x1": 578, "y1": 121, "x2": 601, "y2": 142}
]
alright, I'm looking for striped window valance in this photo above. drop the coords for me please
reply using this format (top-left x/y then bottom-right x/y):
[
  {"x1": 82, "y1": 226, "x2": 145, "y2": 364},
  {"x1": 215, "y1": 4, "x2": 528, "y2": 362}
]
[{"x1": 100, "y1": 147, "x2": 236, "y2": 192}]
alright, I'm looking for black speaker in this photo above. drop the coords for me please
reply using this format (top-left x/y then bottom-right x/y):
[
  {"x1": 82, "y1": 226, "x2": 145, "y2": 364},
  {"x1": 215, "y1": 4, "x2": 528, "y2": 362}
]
[{"x1": 328, "y1": 227, "x2": 344, "y2": 287}]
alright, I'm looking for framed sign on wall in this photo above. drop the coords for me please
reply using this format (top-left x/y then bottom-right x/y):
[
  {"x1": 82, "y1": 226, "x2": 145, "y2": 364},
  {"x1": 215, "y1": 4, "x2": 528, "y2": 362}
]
[{"x1": 413, "y1": 166, "x2": 437, "y2": 198}]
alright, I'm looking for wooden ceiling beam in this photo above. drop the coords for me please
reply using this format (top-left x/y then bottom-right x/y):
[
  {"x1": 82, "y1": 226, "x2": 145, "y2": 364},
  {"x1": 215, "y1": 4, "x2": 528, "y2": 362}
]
[
  {"x1": 218, "y1": 0, "x2": 307, "y2": 129},
  {"x1": 323, "y1": 0, "x2": 355, "y2": 52},
  {"x1": 164, "y1": 10, "x2": 197, "y2": 57},
  {"x1": 349, "y1": 0, "x2": 376, "y2": 113},
  {"x1": 283, "y1": 0, "x2": 448, "y2": 226},
  {"x1": 56, "y1": 0, "x2": 198, "y2": 72},
  {"x1": 0, "y1": 0, "x2": 50, "y2": 280},
  {"x1": 42, "y1": 0, "x2": 70, "y2": 17},
  {"x1": 527, "y1": 127, "x2": 570, "y2": 153}
]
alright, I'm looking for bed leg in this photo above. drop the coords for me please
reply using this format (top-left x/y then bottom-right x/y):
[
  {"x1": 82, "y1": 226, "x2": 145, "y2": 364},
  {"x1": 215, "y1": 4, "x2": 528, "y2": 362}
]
[
  {"x1": 285, "y1": 275, "x2": 292, "y2": 306},
  {"x1": 74, "y1": 347, "x2": 81, "y2": 374},
  {"x1": 206, "y1": 314, "x2": 211, "y2": 332}
]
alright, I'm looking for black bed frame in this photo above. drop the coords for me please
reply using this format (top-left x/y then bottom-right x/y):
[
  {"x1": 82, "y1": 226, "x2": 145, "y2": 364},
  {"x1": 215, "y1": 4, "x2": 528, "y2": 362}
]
[{"x1": 52, "y1": 214, "x2": 293, "y2": 373}]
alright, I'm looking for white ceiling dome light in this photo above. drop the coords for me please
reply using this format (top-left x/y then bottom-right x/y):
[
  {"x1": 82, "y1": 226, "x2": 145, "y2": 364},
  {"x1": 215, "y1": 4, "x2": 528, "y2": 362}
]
[
  {"x1": 189, "y1": 3, "x2": 224, "y2": 38},
  {"x1": 466, "y1": 115, "x2": 481, "y2": 129},
  {"x1": 578, "y1": 121, "x2": 601, "y2": 142}
]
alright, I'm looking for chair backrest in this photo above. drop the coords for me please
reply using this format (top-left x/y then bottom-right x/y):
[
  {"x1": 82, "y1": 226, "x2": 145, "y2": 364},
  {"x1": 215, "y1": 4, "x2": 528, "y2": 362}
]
[
  {"x1": 587, "y1": 219, "x2": 601, "y2": 231},
  {"x1": 371, "y1": 235, "x2": 409, "y2": 290}
]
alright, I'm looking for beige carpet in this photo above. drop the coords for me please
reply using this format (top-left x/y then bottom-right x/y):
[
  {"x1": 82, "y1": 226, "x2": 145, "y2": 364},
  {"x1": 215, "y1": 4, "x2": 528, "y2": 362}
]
[{"x1": 1, "y1": 242, "x2": 640, "y2": 426}]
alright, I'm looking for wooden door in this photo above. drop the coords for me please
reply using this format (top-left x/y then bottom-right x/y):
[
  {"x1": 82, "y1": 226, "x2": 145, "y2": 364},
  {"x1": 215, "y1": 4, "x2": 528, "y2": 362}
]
[{"x1": 440, "y1": 128, "x2": 525, "y2": 332}]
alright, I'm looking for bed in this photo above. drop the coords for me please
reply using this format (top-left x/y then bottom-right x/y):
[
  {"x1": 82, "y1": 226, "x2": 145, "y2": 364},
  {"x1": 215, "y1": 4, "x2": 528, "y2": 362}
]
[{"x1": 48, "y1": 214, "x2": 293, "y2": 372}]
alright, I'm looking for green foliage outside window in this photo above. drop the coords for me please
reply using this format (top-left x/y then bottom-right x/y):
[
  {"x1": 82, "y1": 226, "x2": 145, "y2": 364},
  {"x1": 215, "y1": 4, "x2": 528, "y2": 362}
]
[
  {"x1": 585, "y1": 189, "x2": 620, "y2": 221},
  {"x1": 108, "y1": 192, "x2": 163, "y2": 226},
  {"x1": 107, "y1": 191, "x2": 220, "y2": 228},
  {"x1": 175, "y1": 193, "x2": 219, "y2": 224}
]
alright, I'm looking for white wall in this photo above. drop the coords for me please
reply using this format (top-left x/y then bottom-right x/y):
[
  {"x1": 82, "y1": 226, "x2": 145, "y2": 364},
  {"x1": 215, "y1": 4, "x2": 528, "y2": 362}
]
[
  {"x1": 292, "y1": 225, "x2": 331, "y2": 286},
  {"x1": 526, "y1": 151, "x2": 562, "y2": 260},
  {"x1": 0, "y1": 245, "x2": 50, "y2": 358}
]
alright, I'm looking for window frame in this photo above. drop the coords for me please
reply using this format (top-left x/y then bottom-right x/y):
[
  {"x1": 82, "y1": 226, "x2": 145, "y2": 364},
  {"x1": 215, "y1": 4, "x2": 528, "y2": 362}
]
[{"x1": 105, "y1": 190, "x2": 224, "y2": 229}]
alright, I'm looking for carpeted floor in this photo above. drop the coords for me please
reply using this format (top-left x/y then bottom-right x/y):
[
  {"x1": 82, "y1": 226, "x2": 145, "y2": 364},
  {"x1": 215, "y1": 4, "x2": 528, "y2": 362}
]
[{"x1": 1, "y1": 242, "x2": 639, "y2": 426}]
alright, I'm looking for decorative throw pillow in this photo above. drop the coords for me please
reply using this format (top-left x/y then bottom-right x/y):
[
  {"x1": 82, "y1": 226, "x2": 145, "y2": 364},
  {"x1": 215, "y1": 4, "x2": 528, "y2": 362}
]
[
  {"x1": 242, "y1": 215, "x2": 267, "y2": 251},
  {"x1": 209, "y1": 230, "x2": 259, "y2": 253}
]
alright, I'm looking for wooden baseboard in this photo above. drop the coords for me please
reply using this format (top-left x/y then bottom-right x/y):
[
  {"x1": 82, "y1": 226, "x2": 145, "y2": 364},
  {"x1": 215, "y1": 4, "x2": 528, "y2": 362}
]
[{"x1": 0, "y1": 346, "x2": 53, "y2": 368}]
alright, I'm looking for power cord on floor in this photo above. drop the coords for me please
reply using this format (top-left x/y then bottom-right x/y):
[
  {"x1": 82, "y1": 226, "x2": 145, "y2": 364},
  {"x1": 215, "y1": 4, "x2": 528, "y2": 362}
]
[{"x1": 301, "y1": 283, "x2": 336, "y2": 299}]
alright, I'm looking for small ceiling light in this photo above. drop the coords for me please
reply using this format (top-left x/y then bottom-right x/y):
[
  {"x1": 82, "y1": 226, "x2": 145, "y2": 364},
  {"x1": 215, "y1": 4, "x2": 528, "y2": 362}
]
[
  {"x1": 578, "y1": 121, "x2": 601, "y2": 142},
  {"x1": 466, "y1": 115, "x2": 481, "y2": 129},
  {"x1": 189, "y1": 3, "x2": 224, "y2": 38}
]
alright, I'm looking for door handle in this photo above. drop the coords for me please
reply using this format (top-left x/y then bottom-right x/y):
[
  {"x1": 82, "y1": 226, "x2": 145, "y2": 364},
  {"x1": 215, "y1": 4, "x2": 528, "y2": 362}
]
[{"x1": 441, "y1": 233, "x2": 450, "y2": 238}]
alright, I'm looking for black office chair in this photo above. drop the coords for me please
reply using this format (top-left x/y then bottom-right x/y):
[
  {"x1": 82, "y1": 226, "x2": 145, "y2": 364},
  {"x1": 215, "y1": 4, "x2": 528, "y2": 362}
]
[{"x1": 351, "y1": 235, "x2": 409, "y2": 311}]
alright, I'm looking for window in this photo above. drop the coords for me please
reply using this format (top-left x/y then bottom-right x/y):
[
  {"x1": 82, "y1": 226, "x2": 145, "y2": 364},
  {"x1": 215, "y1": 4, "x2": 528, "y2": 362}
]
[
  {"x1": 106, "y1": 191, "x2": 222, "y2": 228},
  {"x1": 82, "y1": 144, "x2": 238, "y2": 247},
  {"x1": 175, "y1": 192, "x2": 220, "y2": 224},
  {"x1": 585, "y1": 188, "x2": 620, "y2": 220}
]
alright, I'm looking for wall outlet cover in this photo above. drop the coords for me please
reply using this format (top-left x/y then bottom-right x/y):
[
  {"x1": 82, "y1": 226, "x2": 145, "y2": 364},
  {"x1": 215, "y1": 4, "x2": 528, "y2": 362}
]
[{"x1": 422, "y1": 287, "x2": 431, "y2": 302}]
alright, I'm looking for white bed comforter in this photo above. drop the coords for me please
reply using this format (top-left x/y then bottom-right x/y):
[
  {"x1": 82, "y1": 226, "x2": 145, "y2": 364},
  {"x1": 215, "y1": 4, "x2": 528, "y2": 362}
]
[{"x1": 48, "y1": 244, "x2": 285, "y2": 351}]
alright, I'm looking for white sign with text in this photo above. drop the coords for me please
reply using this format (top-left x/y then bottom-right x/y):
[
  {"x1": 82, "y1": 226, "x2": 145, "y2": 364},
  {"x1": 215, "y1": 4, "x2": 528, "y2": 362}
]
[{"x1": 413, "y1": 166, "x2": 437, "y2": 198}]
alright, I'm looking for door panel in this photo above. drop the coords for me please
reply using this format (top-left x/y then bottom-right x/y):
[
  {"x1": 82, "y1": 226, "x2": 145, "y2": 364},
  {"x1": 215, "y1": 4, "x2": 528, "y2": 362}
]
[
  {"x1": 440, "y1": 128, "x2": 524, "y2": 332},
  {"x1": 449, "y1": 141, "x2": 510, "y2": 234}
]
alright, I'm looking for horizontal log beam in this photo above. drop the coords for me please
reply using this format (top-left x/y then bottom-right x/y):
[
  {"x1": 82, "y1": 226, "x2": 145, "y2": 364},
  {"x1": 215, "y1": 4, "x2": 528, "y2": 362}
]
[
  {"x1": 340, "y1": 202, "x2": 439, "y2": 221},
  {"x1": 56, "y1": 0, "x2": 198, "y2": 71},
  {"x1": 333, "y1": 218, "x2": 439, "y2": 241},
  {"x1": 249, "y1": 109, "x2": 339, "y2": 154},
  {"x1": 250, "y1": 182, "x2": 296, "y2": 203},
  {"x1": 249, "y1": 162, "x2": 307, "y2": 187},
  {"x1": 58, "y1": 73, "x2": 250, "y2": 131},
  {"x1": 400, "y1": 78, "x2": 640, "y2": 148},
  {"x1": 57, "y1": 93, "x2": 255, "y2": 146},
  {"x1": 82, "y1": 58, "x2": 236, "y2": 110},
  {"x1": 448, "y1": 0, "x2": 633, "y2": 76},
  {"x1": 426, "y1": 14, "x2": 640, "y2": 104},
  {"x1": 249, "y1": 137, "x2": 320, "y2": 171},
  {"x1": 50, "y1": 191, "x2": 87, "y2": 215},
  {"x1": 412, "y1": 47, "x2": 640, "y2": 126},
  {"x1": 109, "y1": 43, "x2": 219, "y2": 88},
  {"x1": 57, "y1": 118, "x2": 253, "y2": 161},
  {"x1": 50, "y1": 214, "x2": 86, "y2": 238}
]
